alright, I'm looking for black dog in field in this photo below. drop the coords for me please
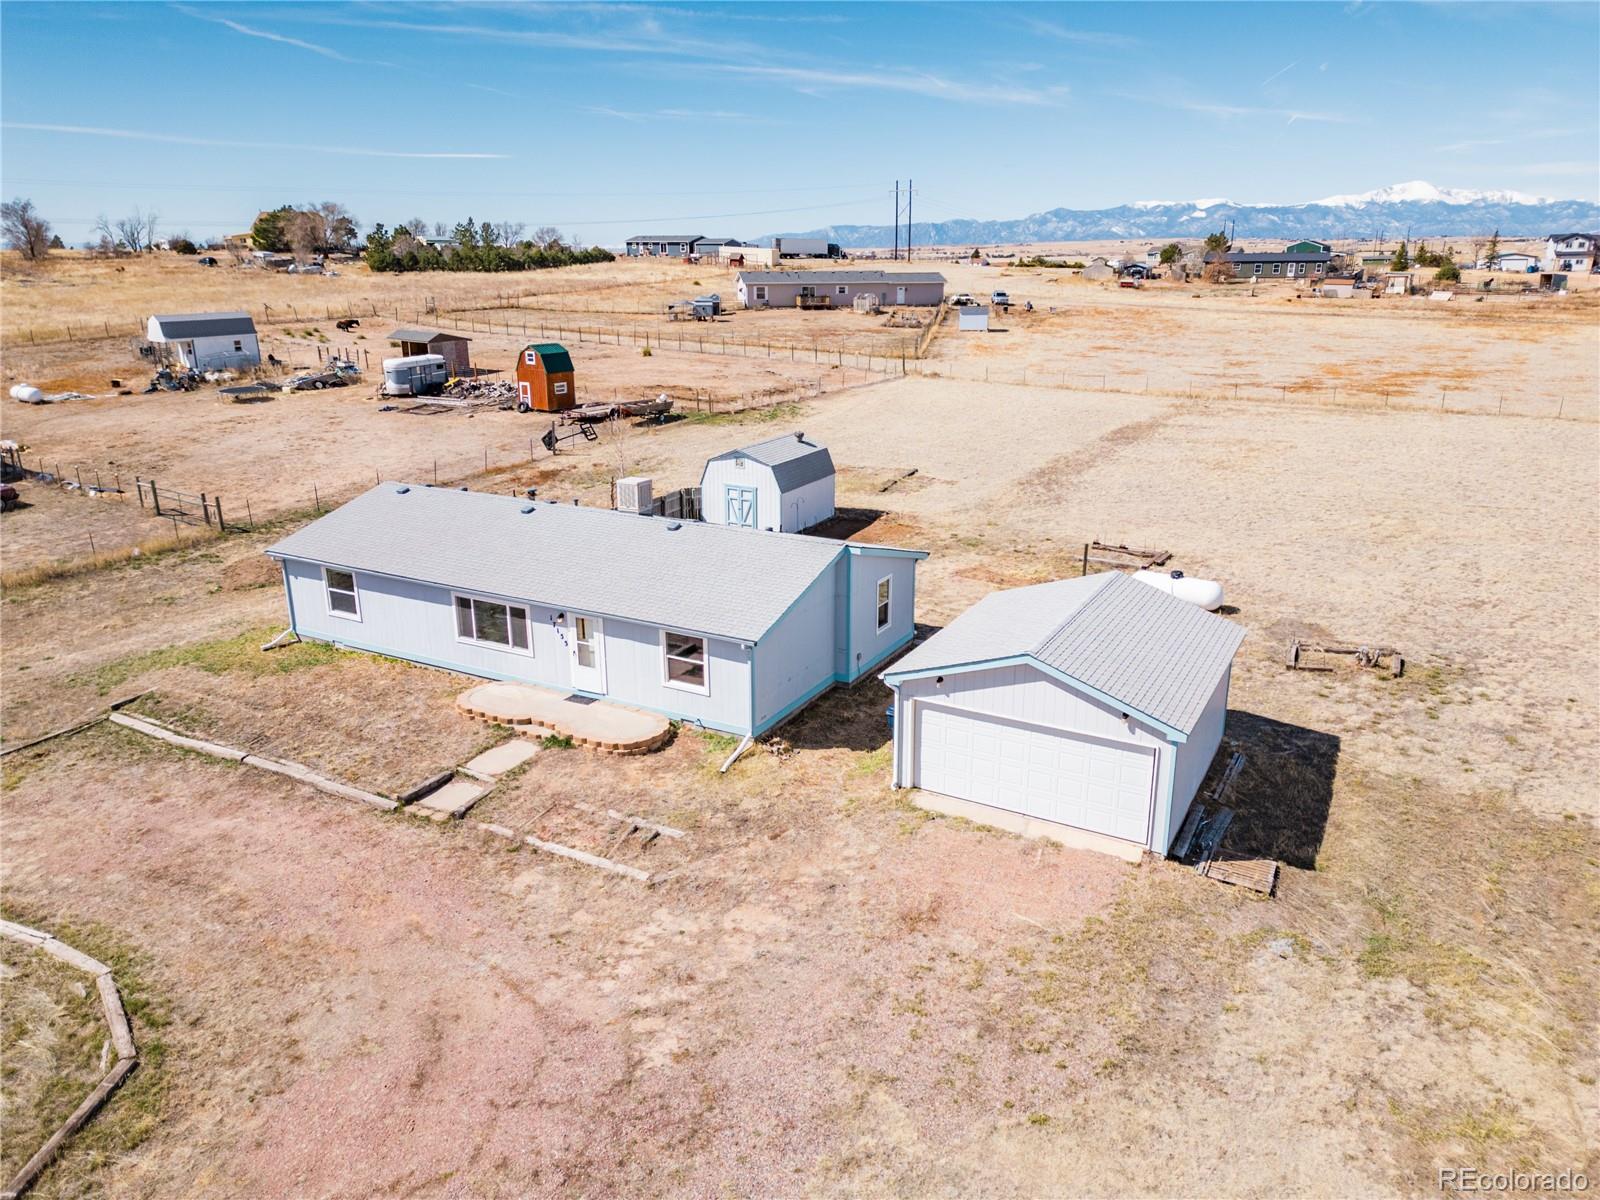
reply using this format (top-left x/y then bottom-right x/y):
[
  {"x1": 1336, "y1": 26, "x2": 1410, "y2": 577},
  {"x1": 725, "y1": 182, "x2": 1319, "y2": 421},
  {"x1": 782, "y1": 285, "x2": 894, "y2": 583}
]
[
  {"x1": 267, "y1": 353, "x2": 283, "y2": 368},
  {"x1": 336, "y1": 318, "x2": 360, "y2": 332}
]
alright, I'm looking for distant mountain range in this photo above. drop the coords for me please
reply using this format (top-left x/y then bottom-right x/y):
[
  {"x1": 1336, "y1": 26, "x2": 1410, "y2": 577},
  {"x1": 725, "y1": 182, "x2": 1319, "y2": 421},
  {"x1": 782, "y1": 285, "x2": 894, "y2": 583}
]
[{"x1": 767, "y1": 181, "x2": 1600, "y2": 248}]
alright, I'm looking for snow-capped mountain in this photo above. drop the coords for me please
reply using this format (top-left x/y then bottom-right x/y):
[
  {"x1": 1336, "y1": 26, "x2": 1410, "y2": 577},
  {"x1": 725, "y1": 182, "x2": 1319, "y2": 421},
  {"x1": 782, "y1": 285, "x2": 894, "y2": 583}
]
[{"x1": 767, "y1": 181, "x2": 1597, "y2": 248}]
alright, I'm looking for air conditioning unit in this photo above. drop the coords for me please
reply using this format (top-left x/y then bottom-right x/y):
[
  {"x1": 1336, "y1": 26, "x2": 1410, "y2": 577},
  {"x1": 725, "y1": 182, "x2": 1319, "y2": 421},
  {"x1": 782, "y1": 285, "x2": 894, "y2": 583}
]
[{"x1": 616, "y1": 475, "x2": 653, "y2": 514}]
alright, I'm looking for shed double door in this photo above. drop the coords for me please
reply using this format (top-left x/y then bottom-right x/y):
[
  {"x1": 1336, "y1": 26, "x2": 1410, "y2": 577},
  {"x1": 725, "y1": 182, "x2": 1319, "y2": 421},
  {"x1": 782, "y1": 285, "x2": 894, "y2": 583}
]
[{"x1": 912, "y1": 702, "x2": 1155, "y2": 845}]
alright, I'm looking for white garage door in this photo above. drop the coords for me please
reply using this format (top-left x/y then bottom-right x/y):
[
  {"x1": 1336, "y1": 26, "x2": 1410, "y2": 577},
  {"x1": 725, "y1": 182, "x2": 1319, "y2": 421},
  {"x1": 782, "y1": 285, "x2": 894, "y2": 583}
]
[{"x1": 913, "y1": 703, "x2": 1155, "y2": 845}]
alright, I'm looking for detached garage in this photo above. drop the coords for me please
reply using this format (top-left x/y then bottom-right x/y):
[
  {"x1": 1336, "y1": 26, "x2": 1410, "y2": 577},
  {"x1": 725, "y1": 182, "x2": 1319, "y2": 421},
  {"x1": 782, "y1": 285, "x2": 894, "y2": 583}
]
[{"x1": 882, "y1": 572, "x2": 1245, "y2": 862}]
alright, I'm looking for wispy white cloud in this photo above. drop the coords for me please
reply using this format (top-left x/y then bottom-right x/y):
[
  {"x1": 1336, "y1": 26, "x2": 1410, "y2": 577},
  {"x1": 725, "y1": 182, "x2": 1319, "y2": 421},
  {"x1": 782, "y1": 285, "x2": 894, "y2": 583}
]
[
  {"x1": 173, "y1": 5, "x2": 393, "y2": 66},
  {"x1": 2, "y1": 123, "x2": 509, "y2": 159},
  {"x1": 584, "y1": 106, "x2": 775, "y2": 124},
  {"x1": 1018, "y1": 16, "x2": 1139, "y2": 49},
  {"x1": 1440, "y1": 127, "x2": 1582, "y2": 153},
  {"x1": 1259, "y1": 61, "x2": 1298, "y2": 88},
  {"x1": 1178, "y1": 100, "x2": 1354, "y2": 125},
  {"x1": 707, "y1": 63, "x2": 1068, "y2": 106}
]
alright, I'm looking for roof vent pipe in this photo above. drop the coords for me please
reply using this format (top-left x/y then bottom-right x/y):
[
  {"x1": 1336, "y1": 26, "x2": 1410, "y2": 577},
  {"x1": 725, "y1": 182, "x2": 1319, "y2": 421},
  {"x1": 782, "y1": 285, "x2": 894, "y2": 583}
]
[
  {"x1": 395, "y1": 485, "x2": 410, "y2": 494},
  {"x1": 666, "y1": 522, "x2": 682, "y2": 531},
  {"x1": 520, "y1": 505, "x2": 536, "y2": 514}
]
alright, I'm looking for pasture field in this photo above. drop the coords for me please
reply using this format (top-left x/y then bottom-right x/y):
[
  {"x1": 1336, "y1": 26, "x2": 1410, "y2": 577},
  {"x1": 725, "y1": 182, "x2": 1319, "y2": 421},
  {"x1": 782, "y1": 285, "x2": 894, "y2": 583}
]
[{"x1": 1, "y1": 248, "x2": 1596, "y2": 1197}]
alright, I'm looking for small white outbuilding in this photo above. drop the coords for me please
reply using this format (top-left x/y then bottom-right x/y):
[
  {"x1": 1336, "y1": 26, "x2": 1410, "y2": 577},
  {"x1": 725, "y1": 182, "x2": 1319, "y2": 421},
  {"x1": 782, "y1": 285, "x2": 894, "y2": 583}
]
[
  {"x1": 700, "y1": 431, "x2": 835, "y2": 533},
  {"x1": 881, "y1": 572, "x2": 1245, "y2": 862},
  {"x1": 146, "y1": 311, "x2": 260, "y2": 371},
  {"x1": 957, "y1": 305, "x2": 990, "y2": 332}
]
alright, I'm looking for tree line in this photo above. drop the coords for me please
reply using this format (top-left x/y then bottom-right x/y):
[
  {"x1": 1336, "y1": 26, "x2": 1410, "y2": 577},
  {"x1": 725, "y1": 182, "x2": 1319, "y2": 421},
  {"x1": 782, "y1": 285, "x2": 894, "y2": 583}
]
[{"x1": 362, "y1": 219, "x2": 614, "y2": 273}]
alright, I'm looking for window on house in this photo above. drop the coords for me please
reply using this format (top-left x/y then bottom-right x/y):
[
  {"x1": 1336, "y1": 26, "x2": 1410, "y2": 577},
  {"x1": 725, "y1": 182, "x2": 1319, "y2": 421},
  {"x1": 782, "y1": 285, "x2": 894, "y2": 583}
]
[
  {"x1": 1253, "y1": 263, "x2": 1262, "y2": 276},
  {"x1": 663, "y1": 631, "x2": 707, "y2": 691},
  {"x1": 1271, "y1": 263, "x2": 1282, "y2": 275},
  {"x1": 233, "y1": 339, "x2": 243, "y2": 352},
  {"x1": 754, "y1": 286, "x2": 767, "y2": 301},
  {"x1": 454, "y1": 594, "x2": 531, "y2": 652},
  {"x1": 876, "y1": 576, "x2": 892, "y2": 631},
  {"x1": 325, "y1": 568, "x2": 360, "y2": 619},
  {"x1": 836, "y1": 285, "x2": 848, "y2": 295}
]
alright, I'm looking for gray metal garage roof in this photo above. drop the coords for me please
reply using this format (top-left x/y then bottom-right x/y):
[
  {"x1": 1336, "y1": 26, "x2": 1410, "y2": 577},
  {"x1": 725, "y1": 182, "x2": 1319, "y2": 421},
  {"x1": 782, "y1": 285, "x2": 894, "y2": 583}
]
[
  {"x1": 705, "y1": 432, "x2": 834, "y2": 492},
  {"x1": 386, "y1": 327, "x2": 470, "y2": 344},
  {"x1": 884, "y1": 573, "x2": 1244, "y2": 736},
  {"x1": 149, "y1": 311, "x2": 257, "y2": 339},
  {"x1": 265, "y1": 483, "x2": 852, "y2": 643}
]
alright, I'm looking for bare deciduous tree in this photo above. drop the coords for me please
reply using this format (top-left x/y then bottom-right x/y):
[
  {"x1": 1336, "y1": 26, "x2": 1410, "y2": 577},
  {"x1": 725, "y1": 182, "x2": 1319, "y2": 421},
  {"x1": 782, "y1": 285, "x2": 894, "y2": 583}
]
[
  {"x1": 495, "y1": 221, "x2": 526, "y2": 246},
  {"x1": 530, "y1": 226, "x2": 564, "y2": 250},
  {"x1": 96, "y1": 208, "x2": 159, "y2": 253},
  {"x1": 1, "y1": 197, "x2": 53, "y2": 260}
]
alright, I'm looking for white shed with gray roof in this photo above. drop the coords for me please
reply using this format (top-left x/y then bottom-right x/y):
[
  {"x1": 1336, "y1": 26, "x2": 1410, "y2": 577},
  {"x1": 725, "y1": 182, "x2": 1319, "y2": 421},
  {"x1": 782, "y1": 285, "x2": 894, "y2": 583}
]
[
  {"x1": 881, "y1": 573, "x2": 1245, "y2": 861},
  {"x1": 146, "y1": 310, "x2": 260, "y2": 371},
  {"x1": 700, "y1": 431, "x2": 835, "y2": 533},
  {"x1": 266, "y1": 482, "x2": 924, "y2": 736}
]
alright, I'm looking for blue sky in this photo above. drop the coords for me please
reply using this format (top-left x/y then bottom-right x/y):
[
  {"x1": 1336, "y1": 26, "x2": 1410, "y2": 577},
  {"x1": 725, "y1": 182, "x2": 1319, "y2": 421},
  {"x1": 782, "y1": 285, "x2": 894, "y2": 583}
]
[{"x1": 3, "y1": 1, "x2": 1596, "y2": 246}]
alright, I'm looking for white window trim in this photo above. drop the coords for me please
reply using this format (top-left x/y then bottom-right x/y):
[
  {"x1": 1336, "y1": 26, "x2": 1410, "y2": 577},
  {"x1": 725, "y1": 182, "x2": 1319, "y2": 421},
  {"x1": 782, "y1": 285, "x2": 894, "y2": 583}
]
[
  {"x1": 875, "y1": 574, "x2": 893, "y2": 633},
  {"x1": 452, "y1": 591, "x2": 534, "y2": 656},
  {"x1": 836, "y1": 285, "x2": 848, "y2": 295},
  {"x1": 753, "y1": 285, "x2": 767, "y2": 302},
  {"x1": 660, "y1": 628, "x2": 710, "y2": 695},
  {"x1": 324, "y1": 566, "x2": 361, "y2": 621}
]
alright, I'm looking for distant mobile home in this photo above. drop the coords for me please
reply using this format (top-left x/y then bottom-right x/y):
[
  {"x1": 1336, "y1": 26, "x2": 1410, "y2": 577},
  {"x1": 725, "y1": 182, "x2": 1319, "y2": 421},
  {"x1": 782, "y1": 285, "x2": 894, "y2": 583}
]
[
  {"x1": 146, "y1": 311, "x2": 260, "y2": 371},
  {"x1": 266, "y1": 483, "x2": 926, "y2": 737},
  {"x1": 701, "y1": 431, "x2": 835, "y2": 533},
  {"x1": 736, "y1": 270, "x2": 945, "y2": 309}
]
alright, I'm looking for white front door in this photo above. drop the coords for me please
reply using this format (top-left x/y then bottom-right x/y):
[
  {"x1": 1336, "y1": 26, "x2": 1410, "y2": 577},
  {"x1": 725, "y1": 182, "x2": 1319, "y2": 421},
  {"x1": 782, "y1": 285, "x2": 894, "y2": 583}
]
[
  {"x1": 568, "y1": 614, "x2": 606, "y2": 693},
  {"x1": 896, "y1": 286, "x2": 907, "y2": 304},
  {"x1": 913, "y1": 703, "x2": 1155, "y2": 845}
]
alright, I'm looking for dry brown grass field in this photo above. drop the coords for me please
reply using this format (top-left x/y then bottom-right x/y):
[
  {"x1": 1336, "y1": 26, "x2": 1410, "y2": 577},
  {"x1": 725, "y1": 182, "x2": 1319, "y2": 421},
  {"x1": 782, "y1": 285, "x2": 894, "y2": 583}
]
[{"x1": 2, "y1": 248, "x2": 1597, "y2": 1198}]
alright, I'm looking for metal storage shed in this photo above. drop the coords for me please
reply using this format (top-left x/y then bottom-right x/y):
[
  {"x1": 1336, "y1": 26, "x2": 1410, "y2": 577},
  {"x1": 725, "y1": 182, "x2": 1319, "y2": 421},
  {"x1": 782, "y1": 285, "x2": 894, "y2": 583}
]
[
  {"x1": 700, "y1": 431, "x2": 835, "y2": 533},
  {"x1": 882, "y1": 573, "x2": 1245, "y2": 862},
  {"x1": 385, "y1": 328, "x2": 472, "y2": 377}
]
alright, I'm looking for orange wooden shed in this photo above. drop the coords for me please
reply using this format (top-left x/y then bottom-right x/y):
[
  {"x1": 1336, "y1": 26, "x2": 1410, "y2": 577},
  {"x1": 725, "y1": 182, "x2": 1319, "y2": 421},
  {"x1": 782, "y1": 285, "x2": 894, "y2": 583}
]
[{"x1": 514, "y1": 343, "x2": 576, "y2": 412}]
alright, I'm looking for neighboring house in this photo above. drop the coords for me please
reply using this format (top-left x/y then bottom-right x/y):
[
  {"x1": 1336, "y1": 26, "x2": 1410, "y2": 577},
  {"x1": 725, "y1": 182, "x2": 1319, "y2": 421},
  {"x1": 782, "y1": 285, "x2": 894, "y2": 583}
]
[
  {"x1": 691, "y1": 238, "x2": 743, "y2": 258},
  {"x1": 385, "y1": 327, "x2": 472, "y2": 377},
  {"x1": 265, "y1": 483, "x2": 926, "y2": 737},
  {"x1": 1541, "y1": 233, "x2": 1597, "y2": 273},
  {"x1": 1220, "y1": 249, "x2": 1337, "y2": 279},
  {"x1": 1485, "y1": 252, "x2": 1538, "y2": 272},
  {"x1": 881, "y1": 572, "x2": 1245, "y2": 863},
  {"x1": 701, "y1": 431, "x2": 835, "y2": 533},
  {"x1": 514, "y1": 343, "x2": 576, "y2": 412},
  {"x1": 1286, "y1": 238, "x2": 1333, "y2": 254},
  {"x1": 145, "y1": 311, "x2": 260, "y2": 371},
  {"x1": 626, "y1": 234, "x2": 706, "y2": 257},
  {"x1": 736, "y1": 270, "x2": 945, "y2": 309}
]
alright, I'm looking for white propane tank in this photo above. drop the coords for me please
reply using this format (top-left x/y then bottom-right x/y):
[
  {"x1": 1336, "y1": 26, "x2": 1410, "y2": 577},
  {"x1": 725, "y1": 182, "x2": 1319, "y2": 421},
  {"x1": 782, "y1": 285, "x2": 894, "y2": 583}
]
[
  {"x1": 10, "y1": 385, "x2": 44, "y2": 403},
  {"x1": 1132, "y1": 569, "x2": 1225, "y2": 611}
]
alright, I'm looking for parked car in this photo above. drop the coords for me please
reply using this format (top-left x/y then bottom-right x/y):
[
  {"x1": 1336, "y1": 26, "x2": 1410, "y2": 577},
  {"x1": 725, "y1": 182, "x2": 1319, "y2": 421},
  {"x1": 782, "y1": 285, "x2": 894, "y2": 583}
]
[
  {"x1": 990, "y1": 290, "x2": 1011, "y2": 307},
  {"x1": 949, "y1": 293, "x2": 979, "y2": 307},
  {"x1": 196, "y1": 256, "x2": 219, "y2": 267}
]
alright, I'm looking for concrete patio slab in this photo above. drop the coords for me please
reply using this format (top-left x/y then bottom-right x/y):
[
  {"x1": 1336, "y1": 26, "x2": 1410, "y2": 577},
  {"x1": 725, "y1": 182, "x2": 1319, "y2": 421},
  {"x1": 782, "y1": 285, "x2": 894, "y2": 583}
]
[
  {"x1": 456, "y1": 683, "x2": 672, "y2": 755},
  {"x1": 464, "y1": 740, "x2": 540, "y2": 777}
]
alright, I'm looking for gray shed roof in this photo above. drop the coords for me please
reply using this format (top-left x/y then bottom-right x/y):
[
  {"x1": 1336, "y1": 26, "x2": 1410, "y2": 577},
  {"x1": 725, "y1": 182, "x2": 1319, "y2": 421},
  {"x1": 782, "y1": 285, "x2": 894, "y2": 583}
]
[
  {"x1": 149, "y1": 311, "x2": 257, "y2": 339},
  {"x1": 705, "y1": 431, "x2": 834, "y2": 492},
  {"x1": 386, "y1": 327, "x2": 471, "y2": 344},
  {"x1": 884, "y1": 573, "x2": 1245, "y2": 736},
  {"x1": 736, "y1": 270, "x2": 946, "y2": 285},
  {"x1": 626, "y1": 234, "x2": 705, "y2": 243},
  {"x1": 266, "y1": 483, "x2": 857, "y2": 643}
]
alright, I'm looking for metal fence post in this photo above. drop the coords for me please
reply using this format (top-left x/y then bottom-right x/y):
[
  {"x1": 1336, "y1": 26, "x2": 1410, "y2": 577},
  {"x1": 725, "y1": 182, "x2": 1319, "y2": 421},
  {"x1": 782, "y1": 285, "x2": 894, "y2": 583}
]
[{"x1": 150, "y1": 480, "x2": 161, "y2": 516}]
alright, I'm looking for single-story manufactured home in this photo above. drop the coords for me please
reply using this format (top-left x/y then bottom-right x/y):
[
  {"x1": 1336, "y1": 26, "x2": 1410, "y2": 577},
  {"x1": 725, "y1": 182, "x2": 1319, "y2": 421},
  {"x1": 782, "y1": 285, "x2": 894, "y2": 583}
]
[
  {"x1": 266, "y1": 483, "x2": 925, "y2": 737},
  {"x1": 146, "y1": 311, "x2": 260, "y2": 371},
  {"x1": 736, "y1": 270, "x2": 945, "y2": 309},
  {"x1": 701, "y1": 431, "x2": 835, "y2": 533},
  {"x1": 626, "y1": 234, "x2": 712, "y2": 257},
  {"x1": 1220, "y1": 250, "x2": 1336, "y2": 279},
  {"x1": 881, "y1": 573, "x2": 1245, "y2": 862},
  {"x1": 385, "y1": 327, "x2": 472, "y2": 377}
]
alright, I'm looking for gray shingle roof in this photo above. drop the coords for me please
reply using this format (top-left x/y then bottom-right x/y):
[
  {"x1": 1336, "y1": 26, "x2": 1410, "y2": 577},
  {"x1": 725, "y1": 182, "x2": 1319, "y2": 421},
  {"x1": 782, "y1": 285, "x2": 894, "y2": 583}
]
[
  {"x1": 736, "y1": 270, "x2": 946, "y2": 285},
  {"x1": 149, "y1": 311, "x2": 257, "y2": 339},
  {"x1": 884, "y1": 573, "x2": 1244, "y2": 736},
  {"x1": 626, "y1": 234, "x2": 705, "y2": 243},
  {"x1": 386, "y1": 327, "x2": 470, "y2": 344},
  {"x1": 707, "y1": 432, "x2": 834, "y2": 492},
  {"x1": 265, "y1": 483, "x2": 852, "y2": 643}
]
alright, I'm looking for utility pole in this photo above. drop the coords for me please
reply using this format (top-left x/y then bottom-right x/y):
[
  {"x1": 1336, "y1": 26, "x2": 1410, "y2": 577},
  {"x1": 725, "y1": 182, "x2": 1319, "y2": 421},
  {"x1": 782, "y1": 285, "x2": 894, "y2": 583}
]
[
  {"x1": 893, "y1": 181, "x2": 900, "y2": 261},
  {"x1": 907, "y1": 177, "x2": 913, "y2": 262}
]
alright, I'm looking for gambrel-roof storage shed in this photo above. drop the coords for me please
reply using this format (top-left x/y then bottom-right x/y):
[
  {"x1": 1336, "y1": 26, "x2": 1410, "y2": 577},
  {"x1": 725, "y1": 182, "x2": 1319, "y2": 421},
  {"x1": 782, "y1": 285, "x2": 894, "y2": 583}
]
[
  {"x1": 700, "y1": 432, "x2": 835, "y2": 533},
  {"x1": 882, "y1": 573, "x2": 1245, "y2": 862},
  {"x1": 266, "y1": 483, "x2": 925, "y2": 736}
]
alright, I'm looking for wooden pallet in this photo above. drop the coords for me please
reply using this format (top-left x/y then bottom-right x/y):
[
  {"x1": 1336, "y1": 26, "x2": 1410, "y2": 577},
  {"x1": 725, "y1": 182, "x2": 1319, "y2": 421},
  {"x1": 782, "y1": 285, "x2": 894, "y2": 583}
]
[{"x1": 1201, "y1": 850, "x2": 1280, "y2": 895}]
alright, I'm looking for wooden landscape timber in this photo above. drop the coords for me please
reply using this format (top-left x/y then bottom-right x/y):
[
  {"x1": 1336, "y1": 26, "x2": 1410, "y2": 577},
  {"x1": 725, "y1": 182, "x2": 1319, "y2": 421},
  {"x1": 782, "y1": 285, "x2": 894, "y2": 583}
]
[{"x1": 1286, "y1": 638, "x2": 1405, "y2": 677}]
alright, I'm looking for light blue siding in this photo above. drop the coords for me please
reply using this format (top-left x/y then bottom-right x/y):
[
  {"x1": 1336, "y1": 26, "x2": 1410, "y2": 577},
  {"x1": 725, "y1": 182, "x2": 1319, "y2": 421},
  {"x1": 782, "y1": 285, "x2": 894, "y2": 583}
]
[
  {"x1": 282, "y1": 559, "x2": 752, "y2": 733},
  {"x1": 1161, "y1": 668, "x2": 1230, "y2": 851},
  {"x1": 752, "y1": 562, "x2": 840, "y2": 734},
  {"x1": 844, "y1": 552, "x2": 918, "y2": 681}
]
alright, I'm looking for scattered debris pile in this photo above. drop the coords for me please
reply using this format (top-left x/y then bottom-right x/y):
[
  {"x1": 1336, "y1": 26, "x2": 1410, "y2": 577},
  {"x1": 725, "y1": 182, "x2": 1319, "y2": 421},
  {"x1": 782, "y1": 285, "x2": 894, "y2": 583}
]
[
  {"x1": 1286, "y1": 638, "x2": 1404, "y2": 677},
  {"x1": 10, "y1": 384, "x2": 94, "y2": 405},
  {"x1": 1172, "y1": 749, "x2": 1279, "y2": 895},
  {"x1": 143, "y1": 367, "x2": 201, "y2": 394}
]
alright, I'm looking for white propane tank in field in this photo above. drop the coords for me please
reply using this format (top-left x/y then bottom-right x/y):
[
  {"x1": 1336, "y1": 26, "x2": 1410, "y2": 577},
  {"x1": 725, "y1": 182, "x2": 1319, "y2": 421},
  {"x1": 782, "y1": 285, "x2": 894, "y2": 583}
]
[
  {"x1": 10, "y1": 385, "x2": 44, "y2": 403},
  {"x1": 1132, "y1": 569, "x2": 1225, "y2": 611}
]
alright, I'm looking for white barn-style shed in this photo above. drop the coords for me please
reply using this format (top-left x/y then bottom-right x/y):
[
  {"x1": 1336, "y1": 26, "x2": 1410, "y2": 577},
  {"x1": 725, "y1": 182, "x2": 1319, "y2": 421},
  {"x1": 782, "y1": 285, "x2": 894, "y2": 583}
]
[
  {"x1": 882, "y1": 573, "x2": 1245, "y2": 862},
  {"x1": 146, "y1": 311, "x2": 260, "y2": 371},
  {"x1": 701, "y1": 432, "x2": 835, "y2": 533},
  {"x1": 266, "y1": 483, "x2": 924, "y2": 737}
]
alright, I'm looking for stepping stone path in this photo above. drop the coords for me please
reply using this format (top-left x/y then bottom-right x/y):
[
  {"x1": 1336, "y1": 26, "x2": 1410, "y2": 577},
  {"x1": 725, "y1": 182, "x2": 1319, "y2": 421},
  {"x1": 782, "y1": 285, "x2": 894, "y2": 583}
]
[
  {"x1": 464, "y1": 740, "x2": 541, "y2": 776},
  {"x1": 411, "y1": 739, "x2": 541, "y2": 822}
]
